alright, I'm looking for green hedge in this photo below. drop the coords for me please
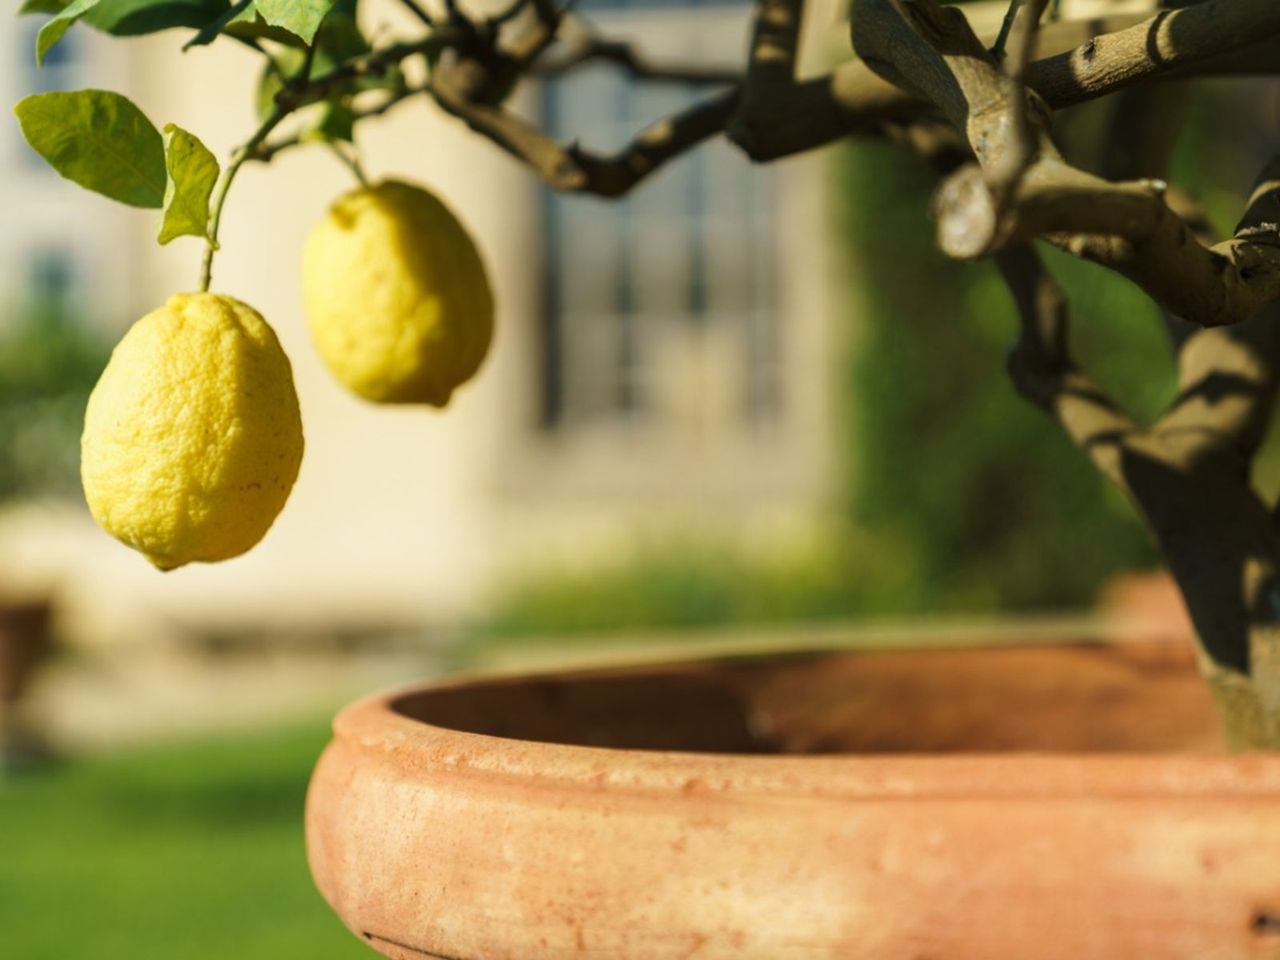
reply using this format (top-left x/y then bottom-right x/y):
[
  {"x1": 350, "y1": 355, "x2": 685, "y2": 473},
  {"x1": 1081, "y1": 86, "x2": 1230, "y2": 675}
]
[{"x1": 836, "y1": 140, "x2": 1166, "y2": 612}]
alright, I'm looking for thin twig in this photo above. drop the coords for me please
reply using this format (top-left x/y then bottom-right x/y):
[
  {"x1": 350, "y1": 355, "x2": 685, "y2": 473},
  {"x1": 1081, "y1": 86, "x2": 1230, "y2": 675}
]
[
  {"x1": 430, "y1": 70, "x2": 738, "y2": 195},
  {"x1": 328, "y1": 142, "x2": 370, "y2": 185},
  {"x1": 398, "y1": 0, "x2": 435, "y2": 28},
  {"x1": 199, "y1": 108, "x2": 289, "y2": 292},
  {"x1": 991, "y1": 0, "x2": 1023, "y2": 60},
  {"x1": 252, "y1": 85, "x2": 432, "y2": 163},
  {"x1": 534, "y1": 37, "x2": 740, "y2": 86},
  {"x1": 988, "y1": 0, "x2": 1050, "y2": 207},
  {"x1": 509, "y1": 0, "x2": 569, "y2": 65},
  {"x1": 487, "y1": 0, "x2": 531, "y2": 28},
  {"x1": 279, "y1": 28, "x2": 466, "y2": 112},
  {"x1": 994, "y1": 245, "x2": 1139, "y2": 487}
]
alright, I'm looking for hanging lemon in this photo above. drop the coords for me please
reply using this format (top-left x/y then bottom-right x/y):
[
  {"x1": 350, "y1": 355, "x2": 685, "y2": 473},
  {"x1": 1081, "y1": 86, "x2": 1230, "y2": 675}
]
[
  {"x1": 301, "y1": 179, "x2": 494, "y2": 406},
  {"x1": 81, "y1": 293, "x2": 305, "y2": 570}
]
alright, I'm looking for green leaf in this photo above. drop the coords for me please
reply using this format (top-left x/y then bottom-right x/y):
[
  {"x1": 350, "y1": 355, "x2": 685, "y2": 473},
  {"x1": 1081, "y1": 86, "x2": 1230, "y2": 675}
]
[
  {"x1": 13, "y1": 90, "x2": 166, "y2": 208},
  {"x1": 82, "y1": 0, "x2": 226, "y2": 37},
  {"x1": 312, "y1": 6, "x2": 365, "y2": 61},
  {"x1": 252, "y1": 0, "x2": 337, "y2": 45},
  {"x1": 223, "y1": 7, "x2": 307, "y2": 46},
  {"x1": 157, "y1": 123, "x2": 219, "y2": 244},
  {"x1": 36, "y1": 0, "x2": 102, "y2": 65},
  {"x1": 18, "y1": 0, "x2": 70, "y2": 15},
  {"x1": 182, "y1": 0, "x2": 250, "y2": 48},
  {"x1": 250, "y1": 6, "x2": 386, "y2": 125},
  {"x1": 305, "y1": 101, "x2": 353, "y2": 144},
  {"x1": 254, "y1": 48, "x2": 306, "y2": 121}
]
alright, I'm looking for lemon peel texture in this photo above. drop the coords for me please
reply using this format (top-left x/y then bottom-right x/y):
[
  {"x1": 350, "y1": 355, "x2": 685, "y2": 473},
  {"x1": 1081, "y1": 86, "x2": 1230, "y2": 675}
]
[
  {"x1": 302, "y1": 179, "x2": 494, "y2": 406},
  {"x1": 81, "y1": 293, "x2": 305, "y2": 570}
]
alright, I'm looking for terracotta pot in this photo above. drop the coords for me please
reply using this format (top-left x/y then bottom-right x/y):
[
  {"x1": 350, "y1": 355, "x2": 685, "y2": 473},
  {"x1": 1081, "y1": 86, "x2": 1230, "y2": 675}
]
[{"x1": 307, "y1": 638, "x2": 1280, "y2": 959}]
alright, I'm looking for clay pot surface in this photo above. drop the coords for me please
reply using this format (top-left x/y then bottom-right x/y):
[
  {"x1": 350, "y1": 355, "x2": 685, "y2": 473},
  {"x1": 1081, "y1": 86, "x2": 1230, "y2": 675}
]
[{"x1": 307, "y1": 639, "x2": 1280, "y2": 959}]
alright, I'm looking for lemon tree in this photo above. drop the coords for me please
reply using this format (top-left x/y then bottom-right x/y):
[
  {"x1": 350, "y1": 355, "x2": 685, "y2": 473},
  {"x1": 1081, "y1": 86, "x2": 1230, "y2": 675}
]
[{"x1": 10, "y1": 0, "x2": 497, "y2": 567}]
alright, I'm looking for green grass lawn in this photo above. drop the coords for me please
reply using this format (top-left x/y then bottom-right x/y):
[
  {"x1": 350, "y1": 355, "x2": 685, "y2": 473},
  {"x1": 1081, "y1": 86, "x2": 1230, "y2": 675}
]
[{"x1": 0, "y1": 723, "x2": 371, "y2": 960}]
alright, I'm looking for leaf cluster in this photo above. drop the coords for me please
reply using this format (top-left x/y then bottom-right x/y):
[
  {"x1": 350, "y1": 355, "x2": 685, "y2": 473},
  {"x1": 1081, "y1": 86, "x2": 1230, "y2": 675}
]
[{"x1": 11, "y1": 0, "x2": 396, "y2": 256}]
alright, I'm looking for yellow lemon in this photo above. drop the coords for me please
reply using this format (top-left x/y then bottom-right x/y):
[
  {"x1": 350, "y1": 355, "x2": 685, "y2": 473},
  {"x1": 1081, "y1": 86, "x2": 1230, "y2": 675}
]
[
  {"x1": 81, "y1": 293, "x2": 304, "y2": 571},
  {"x1": 301, "y1": 179, "x2": 494, "y2": 406}
]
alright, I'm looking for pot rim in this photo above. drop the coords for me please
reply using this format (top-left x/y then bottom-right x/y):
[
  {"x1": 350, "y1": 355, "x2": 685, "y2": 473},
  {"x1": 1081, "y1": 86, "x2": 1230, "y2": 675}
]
[{"x1": 331, "y1": 648, "x2": 1280, "y2": 803}]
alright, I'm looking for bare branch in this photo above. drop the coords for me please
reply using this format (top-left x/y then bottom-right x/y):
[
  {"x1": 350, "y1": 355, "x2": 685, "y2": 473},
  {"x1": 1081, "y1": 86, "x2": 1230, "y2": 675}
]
[
  {"x1": 936, "y1": 161, "x2": 1280, "y2": 327},
  {"x1": 1238, "y1": 158, "x2": 1280, "y2": 241},
  {"x1": 1026, "y1": 0, "x2": 1280, "y2": 109},
  {"x1": 270, "y1": 1, "x2": 734, "y2": 198},
  {"x1": 1157, "y1": 307, "x2": 1280, "y2": 466},
  {"x1": 728, "y1": 1, "x2": 1129, "y2": 161},
  {"x1": 1153, "y1": 162, "x2": 1280, "y2": 462},
  {"x1": 748, "y1": 0, "x2": 803, "y2": 87},
  {"x1": 994, "y1": 246, "x2": 1139, "y2": 489},
  {"x1": 430, "y1": 66, "x2": 739, "y2": 196},
  {"x1": 533, "y1": 36, "x2": 740, "y2": 86},
  {"x1": 276, "y1": 29, "x2": 467, "y2": 112},
  {"x1": 252, "y1": 86, "x2": 433, "y2": 164},
  {"x1": 777, "y1": 5, "x2": 1280, "y2": 166},
  {"x1": 732, "y1": 6, "x2": 1273, "y2": 166},
  {"x1": 994, "y1": 246, "x2": 1280, "y2": 715},
  {"x1": 398, "y1": 0, "x2": 435, "y2": 28},
  {"x1": 990, "y1": 0, "x2": 1024, "y2": 61},
  {"x1": 1051, "y1": 169, "x2": 1280, "y2": 329},
  {"x1": 986, "y1": 0, "x2": 1051, "y2": 207},
  {"x1": 853, "y1": 0, "x2": 1280, "y2": 328},
  {"x1": 519, "y1": 0, "x2": 572, "y2": 62},
  {"x1": 486, "y1": 0, "x2": 532, "y2": 29},
  {"x1": 728, "y1": 0, "x2": 809, "y2": 158}
]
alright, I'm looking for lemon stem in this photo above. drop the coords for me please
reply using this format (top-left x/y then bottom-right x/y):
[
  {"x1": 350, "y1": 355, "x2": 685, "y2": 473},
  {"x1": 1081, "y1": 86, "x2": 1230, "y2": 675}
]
[
  {"x1": 199, "y1": 108, "x2": 288, "y2": 293},
  {"x1": 329, "y1": 142, "x2": 370, "y2": 186}
]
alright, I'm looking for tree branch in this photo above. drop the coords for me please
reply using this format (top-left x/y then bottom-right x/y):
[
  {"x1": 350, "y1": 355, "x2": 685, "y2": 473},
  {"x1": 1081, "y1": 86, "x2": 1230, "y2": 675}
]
[
  {"x1": 986, "y1": 0, "x2": 1050, "y2": 208},
  {"x1": 771, "y1": 6, "x2": 1280, "y2": 163},
  {"x1": 276, "y1": 30, "x2": 467, "y2": 112},
  {"x1": 854, "y1": 0, "x2": 1280, "y2": 328},
  {"x1": 995, "y1": 244, "x2": 1280, "y2": 744},
  {"x1": 749, "y1": 0, "x2": 803, "y2": 85},
  {"x1": 1026, "y1": 0, "x2": 1280, "y2": 108},
  {"x1": 252, "y1": 86, "x2": 434, "y2": 164},
  {"x1": 1154, "y1": 161, "x2": 1280, "y2": 462},
  {"x1": 1094, "y1": 82, "x2": 1197, "y2": 351},
  {"x1": 429, "y1": 64, "x2": 739, "y2": 196},
  {"x1": 994, "y1": 246, "x2": 1139, "y2": 489},
  {"x1": 724, "y1": 11, "x2": 1159, "y2": 163},
  {"x1": 533, "y1": 36, "x2": 740, "y2": 86}
]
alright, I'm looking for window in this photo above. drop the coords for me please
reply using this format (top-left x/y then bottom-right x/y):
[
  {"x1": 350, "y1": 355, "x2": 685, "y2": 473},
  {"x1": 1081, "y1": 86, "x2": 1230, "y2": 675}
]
[
  {"x1": 16, "y1": 20, "x2": 79, "y2": 91},
  {"x1": 537, "y1": 0, "x2": 778, "y2": 433},
  {"x1": 27, "y1": 248, "x2": 78, "y2": 310}
]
